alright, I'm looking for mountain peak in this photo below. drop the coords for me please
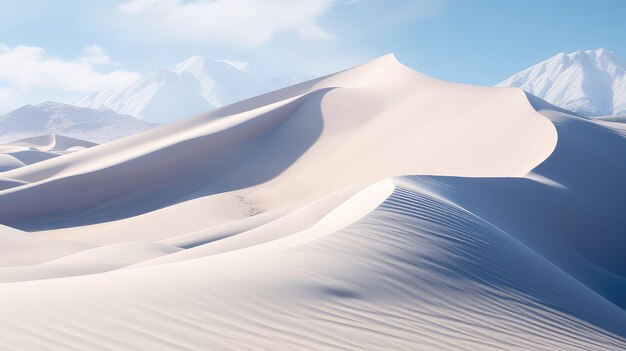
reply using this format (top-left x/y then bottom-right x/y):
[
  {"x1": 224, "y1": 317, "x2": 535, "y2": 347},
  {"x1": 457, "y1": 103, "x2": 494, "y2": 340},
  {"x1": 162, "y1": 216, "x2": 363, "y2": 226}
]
[
  {"x1": 34, "y1": 101, "x2": 73, "y2": 110},
  {"x1": 172, "y1": 56, "x2": 247, "y2": 74},
  {"x1": 498, "y1": 49, "x2": 626, "y2": 116},
  {"x1": 592, "y1": 48, "x2": 613, "y2": 55},
  {"x1": 174, "y1": 56, "x2": 220, "y2": 70},
  {"x1": 75, "y1": 56, "x2": 287, "y2": 123},
  {"x1": 366, "y1": 53, "x2": 400, "y2": 66},
  {"x1": 566, "y1": 48, "x2": 617, "y2": 60}
]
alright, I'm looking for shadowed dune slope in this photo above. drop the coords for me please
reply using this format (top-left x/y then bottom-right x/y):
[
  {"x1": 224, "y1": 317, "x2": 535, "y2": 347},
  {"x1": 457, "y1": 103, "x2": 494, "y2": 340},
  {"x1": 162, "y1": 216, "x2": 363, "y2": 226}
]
[
  {"x1": 0, "y1": 178, "x2": 625, "y2": 350},
  {"x1": 422, "y1": 95, "x2": 626, "y2": 308}
]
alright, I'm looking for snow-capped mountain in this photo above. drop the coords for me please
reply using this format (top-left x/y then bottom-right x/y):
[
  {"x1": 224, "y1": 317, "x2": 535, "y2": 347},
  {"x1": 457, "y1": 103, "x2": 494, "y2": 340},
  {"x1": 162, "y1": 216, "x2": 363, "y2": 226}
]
[
  {"x1": 498, "y1": 48, "x2": 626, "y2": 116},
  {"x1": 0, "y1": 101, "x2": 156, "y2": 144},
  {"x1": 75, "y1": 57, "x2": 287, "y2": 123}
]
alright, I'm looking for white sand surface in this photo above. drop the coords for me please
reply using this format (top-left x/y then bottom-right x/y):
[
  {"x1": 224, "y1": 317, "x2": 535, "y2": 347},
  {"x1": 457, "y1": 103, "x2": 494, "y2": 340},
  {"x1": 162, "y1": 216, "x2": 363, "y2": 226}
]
[{"x1": 0, "y1": 55, "x2": 624, "y2": 350}]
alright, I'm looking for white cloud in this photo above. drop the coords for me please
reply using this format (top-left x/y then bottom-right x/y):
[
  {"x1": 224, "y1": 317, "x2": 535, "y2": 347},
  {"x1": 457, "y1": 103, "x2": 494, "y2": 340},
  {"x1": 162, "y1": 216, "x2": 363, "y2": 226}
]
[
  {"x1": 0, "y1": 44, "x2": 140, "y2": 111},
  {"x1": 117, "y1": 0, "x2": 335, "y2": 46},
  {"x1": 79, "y1": 45, "x2": 114, "y2": 65},
  {"x1": 298, "y1": 25, "x2": 335, "y2": 41}
]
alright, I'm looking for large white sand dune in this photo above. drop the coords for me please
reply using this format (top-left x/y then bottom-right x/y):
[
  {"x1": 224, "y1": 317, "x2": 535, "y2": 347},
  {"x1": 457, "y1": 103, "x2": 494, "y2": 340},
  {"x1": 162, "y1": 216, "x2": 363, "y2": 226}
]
[
  {"x1": 0, "y1": 55, "x2": 624, "y2": 350},
  {"x1": 0, "y1": 54, "x2": 556, "y2": 230}
]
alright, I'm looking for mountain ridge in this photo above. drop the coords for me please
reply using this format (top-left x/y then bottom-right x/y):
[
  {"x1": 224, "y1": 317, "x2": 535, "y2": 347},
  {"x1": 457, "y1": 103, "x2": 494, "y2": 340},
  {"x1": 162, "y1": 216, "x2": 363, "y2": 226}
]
[
  {"x1": 75, "y1": 56, "x2": 301, "y2": 123},
  {"x1": 498, "y1": 48, "x2": 626, "y2": 116},
  {"x1": 0, "y1": 101, "x2": 156, "y2": 144}
]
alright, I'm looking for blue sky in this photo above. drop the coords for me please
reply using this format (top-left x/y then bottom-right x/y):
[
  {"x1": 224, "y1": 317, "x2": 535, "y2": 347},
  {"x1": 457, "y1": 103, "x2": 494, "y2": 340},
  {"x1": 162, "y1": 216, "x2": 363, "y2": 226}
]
[{"x1": 0, "y1": 0, "x2": 624, "y2": 112}]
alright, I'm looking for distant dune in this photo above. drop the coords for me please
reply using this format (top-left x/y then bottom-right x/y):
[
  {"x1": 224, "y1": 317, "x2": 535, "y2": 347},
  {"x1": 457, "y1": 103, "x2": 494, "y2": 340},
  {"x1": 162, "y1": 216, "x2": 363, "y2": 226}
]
[
  {"x1": 0, "y1": 134, "x2": 98, "y2": 176},
  {"x1": 0, "y1": 55, "x2": 625, "y2": 350}
]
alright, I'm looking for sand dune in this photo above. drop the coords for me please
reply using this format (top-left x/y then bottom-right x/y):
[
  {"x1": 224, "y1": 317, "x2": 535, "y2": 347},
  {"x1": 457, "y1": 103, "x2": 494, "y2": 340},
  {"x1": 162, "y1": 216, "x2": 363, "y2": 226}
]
[
  {"x1": 0, "y1": 241, "x2": 181, "y2": 284},
  {"x1": 9, "y1": 134, "x2": 97, "y2": 152},
  {"x1": 0, "y1": 154, "x2": 25, "y2": 172},
  {"x1": 426, "y1": 94, "x2": 626, "y2": 308},
  {"x1": 0, "y1": 55, "x2": 556, "y2": 231},
  {"x1": 1, "y1": 178, "x2": 625, "y2": 350},
  {"x1": 0, "y1": 134, "x2": 99, "y2": 175},
  {"x1": 0, "y1": 224, "x2": 90, "y2": 267},
  {"x1": 0, "y1": 55, "x2": 624, "y2": 350},
  {"x1": 0, "y1": 178, "x2": 27, "y2": 191}
]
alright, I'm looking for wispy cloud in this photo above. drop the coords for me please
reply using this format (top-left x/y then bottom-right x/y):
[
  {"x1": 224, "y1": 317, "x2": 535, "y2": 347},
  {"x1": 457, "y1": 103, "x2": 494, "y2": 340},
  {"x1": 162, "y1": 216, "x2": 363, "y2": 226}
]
[
  {"x1": 117, "y1": 0, "x2": 335, "y2": 46},
  {"x1": 0, "y1": 44, "x2": 139, "y2": 111},
  {"x1": 79, "y1": 45, "x2": 115, "y2": 66}
]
